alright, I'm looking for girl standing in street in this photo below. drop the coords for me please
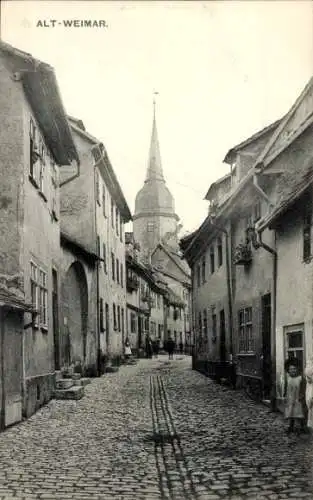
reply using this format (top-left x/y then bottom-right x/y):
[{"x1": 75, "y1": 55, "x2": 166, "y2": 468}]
[
  {"x1": 284, "y1": 358, "x2": 306, "y2": 435},
  {"x1": 124, "y1": 337, "x2": 132, "y2": 362}
]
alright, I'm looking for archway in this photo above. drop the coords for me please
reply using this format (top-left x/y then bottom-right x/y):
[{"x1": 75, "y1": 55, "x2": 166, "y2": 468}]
[{"x1": 61, "y1": 261, "x2": 88, "y2": 367}]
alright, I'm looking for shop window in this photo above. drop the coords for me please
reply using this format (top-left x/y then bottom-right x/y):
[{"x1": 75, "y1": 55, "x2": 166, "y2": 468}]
[
  {"x1": 285, "y1": 325, "x2": 304, "y2": 371},
  {"x1": 238, "y1": 307, "x2": 254, "y2": 352}
]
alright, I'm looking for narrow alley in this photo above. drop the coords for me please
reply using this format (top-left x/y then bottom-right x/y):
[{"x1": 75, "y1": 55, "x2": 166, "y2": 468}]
[{"x1": 0, "y1": 357, "x2": 312, "y2": 500}]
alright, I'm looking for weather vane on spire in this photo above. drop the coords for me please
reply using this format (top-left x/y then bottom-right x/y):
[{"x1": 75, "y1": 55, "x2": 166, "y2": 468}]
[{"x1": 153, "y1": 91, "x2": 159, "y2": 117}]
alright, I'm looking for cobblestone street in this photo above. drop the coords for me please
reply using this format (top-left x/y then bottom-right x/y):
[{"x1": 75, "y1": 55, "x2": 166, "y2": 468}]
[{"x1": 0, "y1": 356, "x2": 313, "y2": 499}]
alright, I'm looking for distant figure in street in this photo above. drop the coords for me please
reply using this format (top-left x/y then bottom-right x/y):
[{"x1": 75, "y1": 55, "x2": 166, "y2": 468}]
[
  {"x1": 152, "y1": 338, "x2": 160, "y2": 358},
  {"x1": 179, "y1": 341, "x2": 184, "y2": 355},
  {"x1": 284, "y1": 358, "x2": 306, "y2": 434},
  {"x1": 145, "y1": 335, "x2": 153, "y2": 359},
  {"x1": 167, "y1": 337, "x2": 175, "y2": 360},
  {"x1": 305, "y1": 359, "x2": 313, "y2": 430},
  {"x1": 124, "y1": 337, "x2": 132, "y2": 362}
]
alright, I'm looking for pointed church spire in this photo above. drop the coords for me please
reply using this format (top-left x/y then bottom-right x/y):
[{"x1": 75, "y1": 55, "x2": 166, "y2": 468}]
[{"x1": 145, "y1": 92, "x2": 165, "y2": 183}]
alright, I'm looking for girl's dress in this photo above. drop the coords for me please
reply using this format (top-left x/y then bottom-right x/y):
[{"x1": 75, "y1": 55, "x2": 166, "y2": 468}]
[
  {"x1": 285, "y1": 374, "x2": 305, "y2": 419},
  {"x1": 125, "y1": 345, "x2": 132, "y2": 356}
]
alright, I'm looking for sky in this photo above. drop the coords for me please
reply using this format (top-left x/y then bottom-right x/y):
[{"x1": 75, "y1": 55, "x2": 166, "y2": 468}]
[{"x1": 1, "y1": 1, "x2": 313, "y2": 235}]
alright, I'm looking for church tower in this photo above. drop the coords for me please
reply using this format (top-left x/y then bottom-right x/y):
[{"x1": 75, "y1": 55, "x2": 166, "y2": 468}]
[{"x1": 133, "y1": 100, "x2": 179, "y2": 257}]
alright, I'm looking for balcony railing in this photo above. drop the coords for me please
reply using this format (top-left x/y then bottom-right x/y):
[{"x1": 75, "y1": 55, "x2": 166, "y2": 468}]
[
  {"x1": 126, "y1": 275, "x2": 139, "y2": 292},
  {"x1": 233, "y1": 243, "x2": 252, "y2": 266}
]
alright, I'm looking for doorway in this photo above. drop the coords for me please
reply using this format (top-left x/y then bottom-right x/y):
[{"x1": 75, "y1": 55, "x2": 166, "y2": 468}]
[
  {"x1": 219, "y1": 309, "x2": 226, "y2": 362},
  {"x1": 52, "y1": 269, "x2": 60, "y2": 370},
  {"x1": 105, "y1": 303, "x2": 109, "y2": 354},
  {"x1": 138, "y1": 316, "x2": 142, "y2": 350},
  {"x1": 262, "y1": 294, "x2": 272, "y2": 399}
]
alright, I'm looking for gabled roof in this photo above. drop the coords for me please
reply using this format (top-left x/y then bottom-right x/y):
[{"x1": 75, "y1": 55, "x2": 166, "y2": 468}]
[
  {"x1": 257, "y1": 76, "x2": 313, "y2": 170},
  {"x1": 258, "y1": 162, "x2": 313, "y2": 231},
  {"x1": 166, "y1": 288, "x2": 185, "y2": 308},
  {"x1": 223, "y1": 118, "x2": 282, "y2": 164},
  {"x1": 60, "y1": 231, "x2": 98, "y2": 264},
  {"x1": 152, "y1": 242, "x2": 191, "y2": 279},
  {"x1": 69, "y1": 118, "x2": 132, "y2": 222},
  {"x1": 179, "y1": 229, "x2": 198, "y2": 253},
  {"x1": 0, "y1": 41, "x2": 79, "y2": 166},
  {"x1": 68, "y1": 115, "x2": 86, "y2": 131},
  {"x1": 204, "y1": 172, "x2": 231, "y2": 201}
]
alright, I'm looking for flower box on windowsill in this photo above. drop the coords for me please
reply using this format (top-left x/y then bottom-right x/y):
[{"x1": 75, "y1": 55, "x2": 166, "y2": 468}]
[{"x1": 234, "y1": 244, "x2": 252, "y2": 266}]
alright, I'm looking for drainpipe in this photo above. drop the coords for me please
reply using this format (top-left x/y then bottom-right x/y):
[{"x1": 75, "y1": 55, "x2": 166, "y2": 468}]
[
  {"x1": 207, "y1": 217, "x2": 234, "y2": 359},
  {"x1": 256, "y1": 228, "x2": 277, "y2": 412},
  {"x1": 0, "y1": 308, "x2": 5, "y2": 429},
  {"x1": 94, "y1": 165, "x2": 101, "y2": 376},
  {"x1": 253, "y1": 172, "x2": 277, "y2": 411}
]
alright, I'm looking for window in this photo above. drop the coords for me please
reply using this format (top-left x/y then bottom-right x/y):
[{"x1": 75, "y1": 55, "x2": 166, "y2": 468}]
[
  {"x1": 158, "y1": 324, "x2": 163, "y2": 338},
  {"x1": 212, "y1": 312, "x2": 217, "y2": 341},
  {"x1": 131, "y1": 312, "x2": 137, "y2": 333},
  {"x1": 238, "y1": 307, "x2": 254, "y2": 353},
  {"x1": 111, "y1": 199, "x2": 114, "y2": 228},
  {"x1": 217, "y1": 237, "x2": 223, "y2": 267},
  {"x1": 253, "y1": 201, "x2": 261, "y2": 222},
  {"x1": 113, "y1": 304, "x2": 117, "y2": 330},
  {"x1": 95, "y1": 170, "x2": 100, "y2": 205},
  {"x1": 197, "y1": 264, "x2": 201, "y2": 287},
  {"x1": 111, "y1": 252, "x2": 115, "y2": 281},
  {"x1": 39, "y1": 270, "x2": 48, "y2": 329},
  {"x1": 102, "y1": 184, "x2": 106, "y2": 216},
  {"x1": 210, "y1": 246, "x2": 215, "y2": 274},
  {"x1": 100, "y1": 298, "x2": 104, "y2": 332},
  {"x1": 147, "y1": 222, "x2": 155, "y2": 232},
  {"x1": 120, "y1": 218, "x2": 123, "y2": 243},
  {"x1": 116, "y1": 258, "x2": 120, "y2": 284},
  {"x1": 103, "y1": 243, "x2": 107, "y2": 273},
  {"x1": 51, "y1": 157, "x2": 58, "y2": 220},
  {"x1": 285, "y1": 325, "x2": 304, "y2": 371},
  {"x1": 203, "y1": 309, "x2": 207, "y2": 335},
  {"x1": 120, "y1": 263, "x2": 123, "y2": 287},
  {"x1": 198, "y1": 312, "x2": 202, "y2": 335},
  {"x1": 30, "y1": 262, "x2": 39, "y2": 313},
  {"x1": 31, "y1": 263, "x2": 47, "y2": 329},
  {"x1": 145, "y1": 317, "x2": 149, "y2": 331},
  {"x1": 29, "y1": 118, "x2": 39, "y2": 184},
  {"x1": 303, "y1": 201, "x2": 312, "y2": 261},
  {"x1": 201, "y1": 257, "x2": 206, "y2": 284},
  {"x1": 116, "y1": 208, "x2": 119, "y2": 236},
  {"x1": 121, "y1": 308, "x2": 124, "y2": 335},
  {"x1": 117, "y1": 305, "x2": 121, "y2": 332},
  {"x1": 39, "y1": 139, "x2": 46, "y2": 196}
]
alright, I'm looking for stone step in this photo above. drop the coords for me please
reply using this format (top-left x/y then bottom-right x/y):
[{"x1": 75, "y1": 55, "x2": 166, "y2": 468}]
[
  {"x1": 56, "y1": 379, "x2": 74, "y2": 390},
  {"x1": 54, "y1": 386, "x2": 84, "y2": 400},
  {"x1": 73, "y1": 377, "x2": 91, "y2": 387},
  {"x1": 55, "y1": 371, "x2": 62, "y2": 382},
  {"x1": 105, "y1": 366, "x2": 119, "y2": 374},
  {"x1": 72, "y1": 373, "x2": 82, "y2": 381}
]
